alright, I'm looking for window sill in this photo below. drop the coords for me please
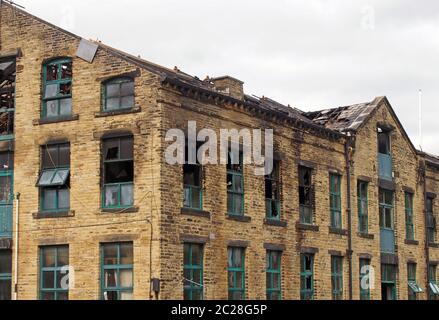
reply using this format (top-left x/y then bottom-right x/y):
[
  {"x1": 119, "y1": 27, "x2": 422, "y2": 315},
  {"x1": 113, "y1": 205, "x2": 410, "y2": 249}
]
[
  {"x1": 329, "y1": 227, "x2": 348, "y2": 236},
  {"x1": 357, "y1": 232, "x2": 374, "y2": 240},
  {"x1": 428, "y1": 242, "x2": 439, "y2": 248},
  {"x1": 264, "y1": 218, "x2": 287, "y2": 228},
  {"x1": 296, "y1": 223, "x2": 319, "y2": 232},
  {"x1": 33, "y1": 210, "x2": 75, "y2": 219},
  {"x1": 101, "y1": 206, "x2": 139, "y2": 214},
  {"x1": 94, "y1": 107, "x2": 141, "y2": 118},
  {"x1": 226, "y1": 214, "x2": 251, "y2": 223},
  {"x1": 181, "y1": 207, "x2": 211, "y2": 219},
  {"x1": 405, "y1": 239, "x2": 419, "y2": 246},
  {"x1": 33, "y1": 114, "x2": 79, "y2": 125}
]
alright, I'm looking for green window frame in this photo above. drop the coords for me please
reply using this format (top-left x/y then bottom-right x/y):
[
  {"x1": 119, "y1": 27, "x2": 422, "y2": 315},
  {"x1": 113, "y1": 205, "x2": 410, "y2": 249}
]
[
  {"x1": 183, "y1": 243, "x2": 204, "y2": 300},
  {"x1": 426, "y1": 197, "x2": 436, "y2": 244},
  {"x1": 102, "y1": 77, "x2": 135, "y2": 111},
  {"x1": 100, "y1": 242, "x2": 133, "y2": 300},
  {"x1": 357, "y1": 181, "x2": 369, "y2": 233},
  {"x1": 299, "y1": 166, "x2": 313, "y2": 224},
  {"x1": 265, "y1": 160, "x2": 281, "y2": 220},
  {"x1": 227, "y1": 149, "x2": 244, "y2": 216},
  {"x1": 0, "y1": 250, "x2": 12, "y2": 301},
  {"x1": 359, "y1": 258, "x2": 371, "y2": 300},
  {"x1": 330, "y1": 174, "x2": 342, "y2": 229},
  {"x1": 42, "y1": 58, "x2": 72, "y2": 119},
  {"x1": 405, "y1": 192, "x2": 414, "y2": 241},
  {"x1": 300, "y1": 253, "x2": 314, "y2": 300},
  {"x1": 381, "y1": 264, "x2": 397, "y2": 300},
  {"x1": 183, "y1": 143, "x2": 203, "y2": 210},
  {"x1": 331, "y1": 256, "x2": 343, "y2": 300},
  {"x1": 38, "y1": 143, "x2": 70, "y2": 213},
  {"x1": 102, "y1": 136, "x2": 134, "y2": 209},
  {"x1": 379, "y1": 189, "x2": 394, "y2": 230},
  {"x1": 266, "y1": 250, "x2": 281, "y2": 300},
  {"x1": 227, "y1": 247, "x2": 245, "y2": 300},
  {"x1": 428, "y1": 264, "x2": 439, "y2": 300},
  {"x1": 407, "y1": 263, "x2": 422, "y2": 300},
  {"x1": 39, "y1": 245, "x2": 69, "y2": 300}
]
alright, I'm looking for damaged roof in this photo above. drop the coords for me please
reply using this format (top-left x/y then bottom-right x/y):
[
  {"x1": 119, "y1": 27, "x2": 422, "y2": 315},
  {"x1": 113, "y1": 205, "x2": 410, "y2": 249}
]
[{"x1": 304, "y1": 97, "x2": 384, "y2": 133}]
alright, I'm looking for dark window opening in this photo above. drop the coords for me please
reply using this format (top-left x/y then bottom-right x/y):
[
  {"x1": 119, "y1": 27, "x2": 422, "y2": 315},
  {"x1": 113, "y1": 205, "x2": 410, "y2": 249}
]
[
  {"x1": 183, "y1": 143, "x2": 202, "y2": 210},
  {"x1": 299, "y1": 166, "x2": 313, "y2": 224},
  {"x1": 426, "y1": 197, "x2": 437, "y2": 244},
  {"x1": 378, "y1": 130, "x2": 391, "y2": 155},
  {"x1": 265, "y1": 160, "x2": 280, "y2": 220},
  {"x1": 0, "y1": 58, "x2": 15, "y2": 136},
  {"x1": 102, "y1": 136, "x2": 134, "y2": 209},
  {"x1": 227, "y1": 147, "x2": 244, "y2": 216}
]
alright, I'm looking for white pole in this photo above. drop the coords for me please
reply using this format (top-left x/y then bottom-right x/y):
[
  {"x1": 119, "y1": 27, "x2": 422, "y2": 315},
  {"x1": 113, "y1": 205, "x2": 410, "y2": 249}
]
[
  {"x1": 419, "y1": 89, "x2": 423, "y2": 151},
  {"x1": 13, "y1": 193, "x2": 20, "y2": 300}
]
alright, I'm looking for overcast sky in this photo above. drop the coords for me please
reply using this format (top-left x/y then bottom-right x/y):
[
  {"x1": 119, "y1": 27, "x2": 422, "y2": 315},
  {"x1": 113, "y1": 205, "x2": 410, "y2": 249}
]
[{"x1": 15, "y1": 0, "x2": 439, "y2": 153}]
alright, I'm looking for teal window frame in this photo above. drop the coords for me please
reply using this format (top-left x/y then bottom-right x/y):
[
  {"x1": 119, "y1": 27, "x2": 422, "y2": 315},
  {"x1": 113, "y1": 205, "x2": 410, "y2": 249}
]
[
  {"x1": 300, "y1": 253, "x2": 314, "y2": 300},
  {"x1": 359, "y1": 258, "x2": 371, "y2": 300},
  {"x1": 426, "y1": 197, "x2": 436, "y2": 244},
  {"x1": 102, "y1": 77, "x2": 135, "y2": 112},
  {"x1": 100, "y1": 242, "x2": 133, "y2": 300},
  {"x1": 330, "y1": 174, "x2": 342, "y2": 229},
  {"x1": 183, "y1": 143, "x2": 203, "y2": 210},
  {"x1": 299, "y1": 166, "x2": 313, "y2": 224},
  {"x1": 266, "y1": 250, "x2": 281, "y2": 300},
  {"x1": 428, "y1": 264, "x2": 438, "y2": 300},
  {"x1": 102, "y1": 136, "x2": 134, "y2": 209},
  {"x1": 183, "y1": 243, "x2": 204, "y2": 300},
  {"x1": 357, "y1": 181, "x2": 369, "y2": 233},
  {"x1": 0, "y1": 250, "x2": 12, "y2": 301},
  {"x1": 227, "y1": 149, "x2": 244, "y2": 216},
  {"x1": 38, "y1": 143, "x2": 70, "y2": 213},
  {"x1": 227, "y1": 247, "x2": 245, "y2": 300},
  {"x1": 265, "y1": 160, "x2": 281, "y2": 220},
  {"x1": 381, "y1": 264, "x2": 397, "y2": 300},
  {"x1": 407, "y1": 263, "x2": 422, "y2": 300},
  {"x1": 331, "y1": 256, "x2": 343, "y2": 300},
  {"x1": 379, "y1": 189, "x2": 394, "y2": 230},
  {"x1": 42, "y1": 58, "x2": 72, "y2": 119},
  {"x1": 39, "y1": 245, "x2": 69, "y2": 300},
  {"x1": 405, "y1": 192, "x2": 415, "y2": 241}
]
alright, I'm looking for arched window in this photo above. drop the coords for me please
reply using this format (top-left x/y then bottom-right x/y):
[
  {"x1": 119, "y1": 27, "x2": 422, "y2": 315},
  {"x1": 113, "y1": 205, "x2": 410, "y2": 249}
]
[
  {"x1": 103, "y1": 77, "x2": 134, "y2": 112},
  {"x1": 42, "y1": 58, "x2": 72, "y2": 118}
]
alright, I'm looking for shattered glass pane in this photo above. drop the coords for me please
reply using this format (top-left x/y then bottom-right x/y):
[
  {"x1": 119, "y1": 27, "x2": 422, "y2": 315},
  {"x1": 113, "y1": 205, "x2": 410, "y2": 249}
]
[
  {"x1": 105, "y1": 161, "x2": 133, "y2": 184},
  {"x1": 104, "y1": 270, "x2": 117, "y2": 287},
  {"x1": 0, "y1": 152, "x2": 13, "y2": 171},
  {"x1": 104, "y1": 139, "x2": 119, "y2": 160},
  {"x1": 60, "y1": 62, "x2": 72, "y2": 79},
  {"x1": 105, "y1": 185, "x2": 118, "y2": 207},
  {"x1": 46, "y1": 64, "x2": 58, "y2": 81},
  {"x1": 0, "y1": 176, "x2": 11, "y2": 202},
  {"x1": 59, "y1": 83, "x2": 72, "y2": 96},
  {"x1": 45, "y1": 84, "x2": 58, "y2": 98}
]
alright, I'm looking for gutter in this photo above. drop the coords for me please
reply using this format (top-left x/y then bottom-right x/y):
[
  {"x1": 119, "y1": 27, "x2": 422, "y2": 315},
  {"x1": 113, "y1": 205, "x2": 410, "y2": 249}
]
[
  {"x1": 13, "y1": 192, "x2": 20, "y2": 300},
  {"x1": 422, "y1": 161, "x2": 430, "y2": 298},
  {"x1": 344, "y1": 136, "x2": 354, "y2": 300}
]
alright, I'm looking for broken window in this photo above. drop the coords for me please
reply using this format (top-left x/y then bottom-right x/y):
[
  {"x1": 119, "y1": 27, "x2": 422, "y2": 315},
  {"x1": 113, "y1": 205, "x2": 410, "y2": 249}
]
[
  {"x1": 378, "y1": 130, "x2": 391, "y2": 155},
  {"x1": 357, "y1": 181, "x2": 369, "y2": 233},
  {"x1": 102, "y1": 136, "x2": 134, "y2": 209},
  {"x1": 428, "y1": 264, "x2": 439, "y2": 300},
  {"x1": 42, "y1": 59, "x2": 72, "y2": 118},
  {"x1": 183, "y1": 143, "x2": 202, "y2": 210},
  {"x1": 37, "y1": 143, "x2": 70, "y2": 212},
  {"x1": 0, "y1": 250, "x2": 12, "y2": 301},
  {"x1": 101, "y1": 242, "x2": 133, "y2": 300},
  {"x1": 405, "y1": 192, "x2": 415, "y2": 241},
  {"x1": 379, "y1": 189, "x2": 393, "y2": 230},
  {"x1": 407, "y1": 263, "x2": 422, "y2": 300},
  {"x1": 227, "y1": 247, "x2": 245, "y2": 300},
  {"x1": 426, "y1": 197, "x2": 437, "y2": 244},
  {"x1": 227, "y1": 148, "x2": 244, "y2": 216},
  {"x1": 39, "y1": 246, "x2": 69, "y2": 300},
  {"x1": 265, "y1": 160, "x2": 280, "y2": 220},
  {"x1": 331, "y1": 256, "x2": 343, "y2": 300},
  {"x1": 330, "y1": 174, "x2": 342, "y2": 229},
  {"x1": 103, "y1": 78, "x2": 134, "y2": 111},
  {"x1": 300, "y1": 253, "x2": 314, "y2": 300},
  {"x1": 299, "y1": 166, "x2": 313, "y2": 224},
  {"x1": 183, "y1": 243, "x2": 204, "y2": 300},
  {"x1": 266, "y1": 250, "x2": 281, "y2": 300},
  {"x1": 0, "y1": 58, "x2": 15, "y2": 136}
]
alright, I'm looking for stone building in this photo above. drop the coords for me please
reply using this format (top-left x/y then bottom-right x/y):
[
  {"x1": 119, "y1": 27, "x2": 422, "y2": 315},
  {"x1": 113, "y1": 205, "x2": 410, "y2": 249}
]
[{"x1": 0, "y1": 2, "x2": 437, "y2": 300}]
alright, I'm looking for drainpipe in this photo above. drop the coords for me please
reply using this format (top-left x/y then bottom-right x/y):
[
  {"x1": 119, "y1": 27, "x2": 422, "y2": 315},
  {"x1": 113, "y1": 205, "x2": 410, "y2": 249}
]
[
  {"x1": 13, "y1": 192, "x2": 20, "y2": 300},
  {"x1": 422, "y1": 161, "x2": 430, "y2": 298},
  {"x1": 344, "y1": 135, "x2": 353, "y2": 300}
]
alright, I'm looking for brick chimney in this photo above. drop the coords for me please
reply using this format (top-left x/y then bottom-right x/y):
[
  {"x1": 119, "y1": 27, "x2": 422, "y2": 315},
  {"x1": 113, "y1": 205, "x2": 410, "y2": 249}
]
[{"x1": 211, "y1": 76, "x2": 244, "y2": 100}]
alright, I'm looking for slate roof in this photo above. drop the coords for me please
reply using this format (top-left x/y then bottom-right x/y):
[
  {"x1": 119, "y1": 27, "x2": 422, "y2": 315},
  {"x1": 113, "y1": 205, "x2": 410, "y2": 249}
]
[{"x1": 304, "y1": 97, "x2": 384, "y2": 133}]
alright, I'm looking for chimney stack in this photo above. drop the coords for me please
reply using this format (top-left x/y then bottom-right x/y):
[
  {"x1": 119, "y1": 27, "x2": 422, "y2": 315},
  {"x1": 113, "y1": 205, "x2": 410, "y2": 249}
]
[{"x1": 211, "y1": 76, "x2": 244, "y2": 100}]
